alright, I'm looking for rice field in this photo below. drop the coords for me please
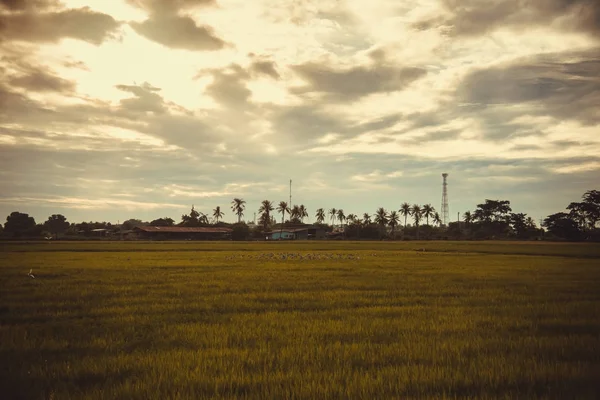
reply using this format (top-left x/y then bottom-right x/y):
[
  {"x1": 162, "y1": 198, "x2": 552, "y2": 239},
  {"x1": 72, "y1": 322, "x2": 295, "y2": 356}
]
[{"x1": 1, "y1": 241, "x2": 599, "y2": 399}]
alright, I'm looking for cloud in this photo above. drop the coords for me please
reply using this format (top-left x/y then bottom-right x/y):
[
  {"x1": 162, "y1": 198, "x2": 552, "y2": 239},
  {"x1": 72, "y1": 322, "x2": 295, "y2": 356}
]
[
  {"x1": 0, "y1": 0, "x2": 58, "y2": 10},
  {"x1": 130, "y1": 13, "x2": 225, "y2": 51},
  {"x1": 291, "y1": 61, "x2": 427, "y2": 100},
  {"x1": 116, "y1": 82, "x2": 166, "y2": 113},
  {"x1": 457, "y1": 48, "x2": 600, "y2": 126},
  {"x1": 0, "y1": 6, "x2": 121, "y2": 44},
  {"x1": 249, "y1": 59, "x2": 280, "y2": 79},
  {"x1": 414, "y1": 0, "x2": 600, "y2": 38},
  {"x1": 126, "y1": 0, "x2": 215, "y2": 13}
]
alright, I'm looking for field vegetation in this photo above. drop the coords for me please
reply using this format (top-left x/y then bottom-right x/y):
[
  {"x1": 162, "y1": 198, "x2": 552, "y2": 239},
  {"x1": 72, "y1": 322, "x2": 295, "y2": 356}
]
[{"x1": 1, "y1": 241, "x2": 599, "y2": 399}]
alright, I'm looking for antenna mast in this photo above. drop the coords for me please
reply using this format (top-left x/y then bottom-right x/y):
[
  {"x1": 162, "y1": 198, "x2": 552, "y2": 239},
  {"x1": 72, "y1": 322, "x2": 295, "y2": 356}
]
[
  {"x1": 289, "y1": 179, "x2": 292, "y2": 206},
  {"x1": 441, "y1": 173, "x2": 449, "y2": 226}
]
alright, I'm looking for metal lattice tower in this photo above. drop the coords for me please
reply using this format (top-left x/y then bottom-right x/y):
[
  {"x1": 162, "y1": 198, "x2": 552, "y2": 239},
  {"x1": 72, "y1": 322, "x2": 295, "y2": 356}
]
[{"x1": 441, "y1": 173, "x2": 449, "y2": 226}]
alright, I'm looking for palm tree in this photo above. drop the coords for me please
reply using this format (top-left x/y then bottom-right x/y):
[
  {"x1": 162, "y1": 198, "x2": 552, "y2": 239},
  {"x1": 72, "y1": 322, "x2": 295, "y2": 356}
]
[
  {"x1": 433, "y1": 212, "x2": 442, "y2": 226},
  {"x1": 463, "y1": 211, "x2": 472, "y2": 226},
  {"x1": 422, "y1": 204, "x2": 435, "y2": 226},
  {"x1": 336, "y1": 209, "x2": 346, "y2": 227},
  {"x1": 388, "y1": 210, "x2": 400, "y2": 238},
  {"x1": 276, "y1": 201, "x2": 289, "y2": 238},
  {"x1": 315, "y1": 208, "x2": 326, "y2": 224},
  {"x1": 400, "y1": 202, "x2": 411, "y2": 228},
  {"x1": 258, "y1": 200, "x2": 274, "y2": 230},
  {"x1": 299, "y1": 204, "x2": 308, "y2": 223},
  {"x1": 347, "y1": 214, "x2": 356, "y2": 225},
  {"x1": 374, "y1": 207, "x2": 388, "y2": 239},
  {"x1": 412, "y1": 204, "x2": 422, "y2": 239},
  {"x1": 329, "y1": 208, "x2": 337, "y2": 228},
  {"x1": 230, "y1": 198, "x2": 246, "y2": 223},
  {"x1": 212, "y1": 206, "x2": 224, "y2": 224},
  {"x1": 362, "y1": 213, "x2": 371, "y2": 225},
  {"x1": 290, "y1": 205, "x2": 301, "y2": 222}
]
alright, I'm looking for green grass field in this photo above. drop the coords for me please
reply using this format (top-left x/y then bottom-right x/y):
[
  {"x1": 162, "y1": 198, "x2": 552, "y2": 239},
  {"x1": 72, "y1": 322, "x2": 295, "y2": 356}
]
[{"x1": 1, "y1": 241, "x2": 599, "y2": 399}]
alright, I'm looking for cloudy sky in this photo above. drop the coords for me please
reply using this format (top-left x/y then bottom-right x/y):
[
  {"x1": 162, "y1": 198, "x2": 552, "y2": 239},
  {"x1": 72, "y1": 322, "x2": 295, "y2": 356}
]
[{"x1": 1, "y1": 0, "x2": 598, "y2": 225}]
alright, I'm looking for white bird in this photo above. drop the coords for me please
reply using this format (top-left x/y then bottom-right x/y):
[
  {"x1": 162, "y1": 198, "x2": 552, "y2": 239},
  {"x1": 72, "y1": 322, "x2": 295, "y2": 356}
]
[{"x1": 28, "y1": 269, "x2": 35, "y2": 278}]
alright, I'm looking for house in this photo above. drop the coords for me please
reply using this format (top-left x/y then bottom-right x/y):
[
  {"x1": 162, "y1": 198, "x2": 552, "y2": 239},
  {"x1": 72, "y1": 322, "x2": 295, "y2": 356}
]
[
  {"x1": 132, "y1": 226, "x2": 232, "y2": 240},
  {"x1": 266, "y1": 225, "x2": 326, "y2": 240}
]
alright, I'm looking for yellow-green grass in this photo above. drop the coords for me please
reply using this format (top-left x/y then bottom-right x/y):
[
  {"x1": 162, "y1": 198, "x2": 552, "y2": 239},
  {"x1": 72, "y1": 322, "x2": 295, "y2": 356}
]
[{"x1": 1, "y1": 242, "x2": 599, "y2": 399}]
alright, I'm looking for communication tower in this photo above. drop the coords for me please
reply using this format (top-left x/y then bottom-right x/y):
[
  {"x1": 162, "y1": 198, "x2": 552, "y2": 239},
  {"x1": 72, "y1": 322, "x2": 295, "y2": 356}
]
[{"x1": 441, "y1": 173, "x2": 449, "y2": 226}]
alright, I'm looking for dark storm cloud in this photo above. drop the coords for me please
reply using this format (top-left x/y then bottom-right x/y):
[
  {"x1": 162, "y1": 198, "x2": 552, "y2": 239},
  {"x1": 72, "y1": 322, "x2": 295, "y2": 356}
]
[
  {"x1": 0, "y1": 7, "x2": 121, "y2": 44},
  {"x1": 457, "y1": 48, "x2": 600, "y2": 125},
  {"x1": 414, "y1": 0, "x2": 600, "y2": 38},
  {"x1": 130, "y1": 14, "x2": 225, "y2": 51},
  {"x1": 291, "y1": 62, "x2": 426, "y2": 100}
]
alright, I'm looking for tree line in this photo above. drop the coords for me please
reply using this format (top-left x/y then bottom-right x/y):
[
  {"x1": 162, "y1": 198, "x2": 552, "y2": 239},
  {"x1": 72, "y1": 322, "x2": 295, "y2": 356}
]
[{"x1": 2, "y1": 190, "x2": 598, "y2": 241}]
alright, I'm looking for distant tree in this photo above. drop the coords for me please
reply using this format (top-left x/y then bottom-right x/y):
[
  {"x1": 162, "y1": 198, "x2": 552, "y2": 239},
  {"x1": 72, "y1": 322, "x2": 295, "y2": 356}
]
[
  {"x1": 231, "y1": 222, "x2": 250, "y2": 241},
  {"x1": 433, "y1": 212, "x2": 442, "y2": 227},
  {"x1": 362, "y1": 213, "x2": 371, "y2": 225},
  {"x1": 315, "y1": 208, "x2": 326, "y2": 224},
  {"x1": 4, "y1": 211, "x2": 36, "y2": 237},
  {"x1": 388, "y1": 210, "x2": 400, "y2": 238},
  {"x1": 374, "y1": 207, "x2": 388, "y2": 239},
  {"x1": 412, "y1": 204, "x2": 422, "y2": 239},
  {"x1": 258, "y1": 200, "x2": 274, "y2": 230},
  {"x1": 44, "y1": 214, "x2": 69, "y2": 238},
  {"x1": 346, "y1": 214, "x2": 357, "y2": 225},
  {"x1": 212, "y1": 206, "x2": 224, "y2": 224},
  {"x1": 180, "y1": 206, "x2": 200, "y2": 226},
  {"x1": 400, "y1": 202, "x2": 411, "y2": 228},
  {"x1": 329, "y1": 208, "x2": 337, "y2": 228},
  {"x1": 231, "y1": 198, "x2": 246, "y2": 223},
  {"x1": 473, "y1": 200, "x2": 512, "y2": 223},
  {"x1": 299, "y1": 204, "x2": 308, "y2": 223},
  {"x1": 290, "y1": 205, "x2": 301, "y2": 223},
  {"x1": 422, "y1": 204, "x2": 435, "y2": 226},
  {"x1": 336, "y1": 209, "x2": 346, "y2": 227},
  {"x1": 276, "y1": 201, "x2": 289, "y2": 236},
  {"x1": 543, "y1": 212, "x2": 583, "y2": 241},
  {"x1": 150, "y1": 217, "x2": 175, "y2": 226},
  {"x1": 463, "y1": 211, "x2": 473, "y2": 225}
]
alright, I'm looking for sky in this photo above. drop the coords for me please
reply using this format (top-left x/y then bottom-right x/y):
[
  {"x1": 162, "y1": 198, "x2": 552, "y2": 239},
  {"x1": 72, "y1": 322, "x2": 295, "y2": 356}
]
[{"x1": 1, "y1": 0, "x2": 599, "y2": 225}]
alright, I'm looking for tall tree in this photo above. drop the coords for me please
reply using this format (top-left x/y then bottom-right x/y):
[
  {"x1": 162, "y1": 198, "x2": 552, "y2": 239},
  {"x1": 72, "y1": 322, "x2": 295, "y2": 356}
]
[
  {"x1": 388, "y1": 210, "x2": 400, "y2": 238},
  {"x1": 4, "y1": 212, "x2": 36, "y2": 237},
  {"x1": 362, "y1": 213, "x2": 371, "y2": 225},
  {"x1": 181, "y1": 206, "x2": 201, "y2": 226},
  {"x1": 258, "y1": 200, "x2": 274, "y2": 230},
  {"x1": 329, "y1": 208, "x2": 337, "y2": 228},
  {"x1": 44, "y1": 214, "x2": 69, "y2": 238},
  {"x1": 374, "y1": 207, "x2": 388, "y2": 239},
  {"x1": 336, "y1": 209, "x2": 346, "y2": 227},
  {"x1": 290, "y1": 205, "x2": 301, "y2": 223},
  {"x1": 412, "y1": 204, "x2": 422, "y2": 239},
  {"x1": 422, "y1": 204, "x2": 435, "y2": 226},
  {"x1": 543, "y1": 212, "x2": 583, "y2": 241},
  {"x1": 400, "y1": 202, "x2": 411, "y2": 227},
  {"x1": 230, "y1": 198, "x2": 246, "y2": 223},
  {"x1": 299, "y1": 204, "x2": 308, "y2": 223},
  {"x1": 433, "y1": 212, "x2": 442, "y2": 226},
  {"x1": 212, "y1": 206, "x2": 224, "y2": 223},
  {"x1": 463, "y1": 211, "x2": 473, "y2": 225},
  {"x1": 276, "y1": 201, "x2": 289, "y2": 237},
  {"x1": 473, "y1": 200, "x2": 512, "y2": 223},
  {"x1": 315, "y1": 208, "x2": 326, "y2": 224}
]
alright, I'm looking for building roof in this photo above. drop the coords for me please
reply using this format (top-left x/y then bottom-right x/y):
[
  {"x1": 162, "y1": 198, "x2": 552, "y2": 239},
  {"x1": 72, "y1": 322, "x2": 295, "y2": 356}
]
[{"x1": 134, "y1": 226, "x2": 232, "y2": 233}]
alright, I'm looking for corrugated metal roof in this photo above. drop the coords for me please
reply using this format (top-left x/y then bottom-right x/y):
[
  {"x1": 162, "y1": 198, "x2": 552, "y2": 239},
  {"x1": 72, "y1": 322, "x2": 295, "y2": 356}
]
[{"x1": 135, "y1": 226, "x2": 232, "y2": 233}]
